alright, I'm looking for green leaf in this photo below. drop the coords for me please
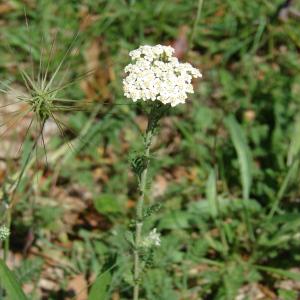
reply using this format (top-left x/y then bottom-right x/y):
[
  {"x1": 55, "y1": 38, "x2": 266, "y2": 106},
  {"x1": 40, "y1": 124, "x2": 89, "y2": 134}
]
[
  {"x1": 159, "y1": 211, "x2": 190, "y2": 229},
  {"x1": 204, "y1": 234, "x2": 225, "y2": 253},
  {"x1": 268, "y1": 159, "x2": 300, "y2": 218},
  {"x1": 88, "y1": 270, "x2": 112, "y2": 300},
  {"x1": 206, "y1": 168, "x2": 217, "y2": 217},
  {"x1": 94, "y1": 194, "x2": 123, "y2": 215},
  {"x1": 190, "y1": 197, "x2": 261, "y2": 217},
  {"x1": 225, "y1": 116, "x2": 252, "y2": 199},
  {"x1": 287, "y1": 114, "x2": 300, "y2": 166},
  {"x1": 278, "y1": 289, "x2": 298, "y2": 300},
  {"x1": 256, "y1": 265, "x2": 300, "y2": 281},
  {"x1": 15, "y1": 258, "x2": 43, "y2": 284},
  {"x1": 223, "y1": 262, "x2": 244, "y2": 300},
  {"x1": 0, "y1": 259, "x2": 27, "y2": 300},
  {"x1": 124, "y1": 230, "x2": 135, "y2": 248}
]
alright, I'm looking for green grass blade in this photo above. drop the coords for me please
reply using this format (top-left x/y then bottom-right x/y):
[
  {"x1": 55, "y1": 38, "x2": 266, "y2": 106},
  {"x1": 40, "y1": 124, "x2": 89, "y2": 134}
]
[
  {"x1": 268, "y1": 114, "x2": 300, "y2": 218},
  {"x1": 256, "y1": 265, "x2": 300, "y2": 281},
  {"x1": 88, "y1": 270, "x2": 112, "y2": 300},
  {"x1": 206, "y1": 168, "x2": 217, "y2": 217},
  {"x1": 287, "y1": 115, "x2": 300, "y2": 166},
  {"x1": 225, "y1": 115, "x2": 254, "y2": 240},
  {"x1": 0, "y1": 259, "x2": 28, "y2": 300},
  {"x1": 268, "y1": 159, "x2": 300, "y2": 218},
  {"x1": 206, "y1": 168, "x2": 229, "y2": 254},
  {"x1": 225, "y1": 115, "x2": 252, "y2": 200}
]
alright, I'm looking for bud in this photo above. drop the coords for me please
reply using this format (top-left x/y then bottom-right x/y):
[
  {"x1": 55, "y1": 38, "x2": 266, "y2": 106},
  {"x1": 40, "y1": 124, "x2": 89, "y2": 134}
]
[
  {"x1": 243, "y1": 110, "x2": 256, "y2": 122},
  {"x1": 141, "y1": 228, "x2": 161, "y2": 248},
  {"x1": 0, "y1": 225, "x2": 10, "y2": 241}
]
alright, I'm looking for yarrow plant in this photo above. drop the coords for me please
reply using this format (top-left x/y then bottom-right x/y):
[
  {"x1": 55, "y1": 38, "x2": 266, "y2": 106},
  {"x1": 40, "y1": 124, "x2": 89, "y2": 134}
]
[
  {"x1": 123, "y1": 44, "x2": 201, "y2": 300},
  {"x1": 123, "y1": 45, "x2": 202, "y2": 107}
]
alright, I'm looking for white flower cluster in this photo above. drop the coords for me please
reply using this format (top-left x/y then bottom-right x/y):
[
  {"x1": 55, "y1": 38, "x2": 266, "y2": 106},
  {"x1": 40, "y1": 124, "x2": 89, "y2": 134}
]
[
  {"x1": 0, "y1": 225, "x2": 10, "y2": 241},
  {"x1": 123, "y1": 45, "x2": 202, "y2": 107},
  {"x1": 141, "y1": 228, "x2": 161, "y2": 248}
]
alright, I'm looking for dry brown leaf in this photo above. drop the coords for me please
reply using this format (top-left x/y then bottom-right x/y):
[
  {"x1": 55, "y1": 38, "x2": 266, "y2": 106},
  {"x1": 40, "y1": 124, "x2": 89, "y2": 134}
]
[
  {"x1": 86, "y1": 38, "x2": 101, "y2": 71},
  {"x1": 189, "y1": 263, "x2": 210, "y2": 276},
  {"x1": 93, "y1": 167, "x2": 109, "y2": 183},
  {"x1": 112, "y1": 292, "x2": 120, "y2": 300},
  {"x1": 0, "y1": 2, "x2": 15, "y2": 15},
  {"x1": 39, "y1": 278, "x2": 59, "y2": 292},
  {"x1": 151, "y1": 175, "x2": 168, "y2": 198},
  {"x1": 67, "y1": 275, "x2": 88, "y2": 300},
  {"x1": 39, "y1": 262, "x2": 64, "y2": 294},
  {"x1": 78, "y1": 5, "x2": 100, "y2": 30},
  {"x1": 126, "y1": 199, "x2": 135, "y2": 209},
  {"x1": 0, "y1": 161, "x2": 6, "y2": 183},
  {"x1": 276, "y1": 268, "x2": 300, "y2": 291},
  {"x1": 134, "y1": 115, "x2": 148, "y2": 132},
  {"x1": 173, "y1": 166, "x2": 189, "y2": 182},
  {"x1": 236, "y1": 283, "x2": 276, "y2": 300},
  {"x1": 81, "y1": 38, "x2": 113, "y2": 101},
  {"x1": 23, "y1": 282, "x2": 35, "y2": 295},
  {"x1": 46, "y1": 185, "x2": 90, "y2": 232},
  {"x1": 170, "y1": 25, "x2": 189, "y2": 59}
]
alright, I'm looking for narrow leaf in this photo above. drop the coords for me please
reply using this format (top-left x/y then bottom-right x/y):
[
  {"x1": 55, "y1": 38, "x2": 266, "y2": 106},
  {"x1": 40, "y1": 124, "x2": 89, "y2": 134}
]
[
  {"x1": 287, "y1": 114, "x2": 300, "y2": 166},
  {"x1": 206, "y1": 168, "x2": 217, "y2": 217},
  {"x1": 0, "y1": 259, "x2": 27, "y2": 300},
  {"x1": 256, "y1": 265, "x2": 300, "y2": 281},
  {"x1": 225, "y1": 116, "x2": 252, "y2": 199},
  {"x1": 88, "y1": 270, "x2": 112, "y2": 300}
]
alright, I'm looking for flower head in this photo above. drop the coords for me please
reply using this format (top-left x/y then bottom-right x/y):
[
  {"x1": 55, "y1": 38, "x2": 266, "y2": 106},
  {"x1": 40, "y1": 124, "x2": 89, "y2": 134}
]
[
  {"x1": 0, "y1": 34, "x2": 95, "y2": 161},
  {"x1": 0, "y1": 225, "x2": 10, "y2": 241},
  {"x1": 123, "y1": 45, "x2": 202, "y2": 107},
  {"x1": 141, "y1": 228, "x2": 161, "y2": 248}
]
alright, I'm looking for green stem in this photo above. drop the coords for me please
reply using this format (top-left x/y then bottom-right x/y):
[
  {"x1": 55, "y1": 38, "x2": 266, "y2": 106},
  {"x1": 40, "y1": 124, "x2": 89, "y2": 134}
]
[
  {"x1": 133, "y1": 128, "x2": 153, "y2": 300},
  {"x1": 2, "y1": 134, "x2": 40, "y2": 262},
  {"x1": 190, "y1": 0, "x2": 204, "y2": 49},
  {"x1": 3, "y1": 216, "x2": 11, "y2": 263},
  {"x1": 268, "y1": 158, "x2": 299, "y2": 219}
]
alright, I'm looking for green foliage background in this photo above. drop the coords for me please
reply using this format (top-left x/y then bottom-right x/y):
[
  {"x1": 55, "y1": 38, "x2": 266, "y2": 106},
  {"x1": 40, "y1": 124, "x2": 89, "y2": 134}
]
[{"x1": 1, "y1": 0, "x2": 300, "y2": 299}]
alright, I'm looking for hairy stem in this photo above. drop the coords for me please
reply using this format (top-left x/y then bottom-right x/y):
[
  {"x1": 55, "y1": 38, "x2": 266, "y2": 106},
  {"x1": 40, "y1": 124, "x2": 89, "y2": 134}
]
[{"x1": 133, "y1": 128, "x2": 153, "y2": 300}]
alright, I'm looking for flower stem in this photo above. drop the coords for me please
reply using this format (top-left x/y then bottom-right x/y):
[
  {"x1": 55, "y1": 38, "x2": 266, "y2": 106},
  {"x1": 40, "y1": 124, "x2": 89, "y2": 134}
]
[{"x1": 133, "y1": 127, "x2": 153, "y2": 300}]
